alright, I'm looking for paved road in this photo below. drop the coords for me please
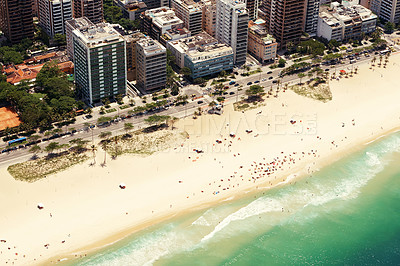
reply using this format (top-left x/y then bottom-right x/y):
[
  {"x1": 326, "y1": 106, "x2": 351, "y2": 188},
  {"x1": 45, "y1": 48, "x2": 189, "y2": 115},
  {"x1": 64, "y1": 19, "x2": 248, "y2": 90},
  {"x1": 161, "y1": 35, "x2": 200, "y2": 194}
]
[{"x1": 0, "y1": 52, "x2": 383, "y2": 167}]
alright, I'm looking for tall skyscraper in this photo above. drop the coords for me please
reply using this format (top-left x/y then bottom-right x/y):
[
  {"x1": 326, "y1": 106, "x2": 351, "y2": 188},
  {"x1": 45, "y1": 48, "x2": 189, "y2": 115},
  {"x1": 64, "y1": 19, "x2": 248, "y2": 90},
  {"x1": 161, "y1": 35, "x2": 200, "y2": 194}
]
[
  {"x1": 245, "y1": 0, "x2": 259, "y2": 21},
  {"x1": 135, "y1": 37, "x2": 166, "y2": 92},
  {"x1": 72, "y1": 23, "x2": 127, "y2": 104},
  {"x1": 39, "y1": 0, "x2": 73, "y2": 37},
  {"x1": 263, "y1": 0, "x2": 306, "y2": 49},
  {"x1": 303, "y1": 0, "x2": 320, "y2": 37},
  {"x1": 73, "y1": 0, "x2": 103, "y2": 24},
  {"x1": 0, "y1": 0, "x2": 35, "y2": 44},
  {"x1": 216, "y1": 0, "x2": 249, "y2": 65},
  {"x1": 171, "y1": 0, "x2": 203, "y2": 35},
  {"x1": 370, "y1": 0, "x2": 400, "y2": 24}
]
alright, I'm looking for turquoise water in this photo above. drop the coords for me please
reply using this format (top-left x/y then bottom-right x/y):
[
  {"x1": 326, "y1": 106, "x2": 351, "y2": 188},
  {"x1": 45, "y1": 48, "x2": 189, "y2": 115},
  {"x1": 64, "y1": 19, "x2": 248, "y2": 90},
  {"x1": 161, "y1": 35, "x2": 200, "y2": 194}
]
[{"x1": 73, "y1": 132, "x2": 400, "y2": 266}]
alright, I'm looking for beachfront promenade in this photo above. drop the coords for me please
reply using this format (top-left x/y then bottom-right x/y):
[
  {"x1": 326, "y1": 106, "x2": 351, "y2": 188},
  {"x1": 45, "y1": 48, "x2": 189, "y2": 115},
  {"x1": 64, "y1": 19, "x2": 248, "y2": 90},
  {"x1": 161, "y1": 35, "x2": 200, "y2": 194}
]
[{"x1": 0, "y1": 53, "x2": 376, "y2": 168}]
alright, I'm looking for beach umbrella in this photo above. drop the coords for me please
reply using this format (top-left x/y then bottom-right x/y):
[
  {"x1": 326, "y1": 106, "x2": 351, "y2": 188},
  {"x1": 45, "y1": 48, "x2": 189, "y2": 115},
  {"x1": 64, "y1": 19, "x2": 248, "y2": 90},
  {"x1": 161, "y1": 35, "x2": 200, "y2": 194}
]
[
  {"x1": 340, "y1": 70, "x2": 346, "y2": 73},
  {"x1": 37, "y1": 203, "x2": 44, "y2": 210},
  {"x1": 119, "y1": 183, "x2": 126, "y2": 189},
  {"x1": 230, "y1": 132, "x2": 235, "y2": 137}
]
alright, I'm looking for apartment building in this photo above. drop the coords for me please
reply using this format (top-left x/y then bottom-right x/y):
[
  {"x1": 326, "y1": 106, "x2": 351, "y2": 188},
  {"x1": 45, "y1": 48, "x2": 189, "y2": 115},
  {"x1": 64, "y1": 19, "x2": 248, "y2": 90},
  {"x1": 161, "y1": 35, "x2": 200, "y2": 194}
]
[
  {"x1": 216, "y1": 0, "x2": 249, "y2": 65},
  {"x1": 141, "y1": 7, "x2": 184, "y2": 41},
  {"x1": 113, "y1": 0, "x2": 147, "y2": 20},
  {"x1": 167, "y1": 32, "x2": 234, "y2": 79},
  {"x1": 38, "y1": 0, "x2": 72, "y2": 37},
  {"x1": 248, "y1": 19, "x2": 277, "y2": 64},
  {"x1": 303, "y1": 0, "x2": 320, "y2": 37},
  {"x1": 370, "y1": 0, "x2": 400, "y2": 24},
  {"x1": 120, "y1": 30, "x2": 146, "y2": 81},
  {"x1": 245, "y1": 0, "x2": 259, "y2": 21},
  {"x1": 171, "y1": 0, "x2": 203, "y2": 35},
  {"x1": 135, "y1": 37, "x2": 166, "y2": 91},
  {"x1": 73, "y1": 0, "x2": 103, "y2": 24},
  {"x1": 202, "y1": 0, "x2": 216, "y2": 37},
  {"x1": 0, "y1": 0, "x2": 35, "y2": 44},
  {"x1": 66, "y1": 17, "x2": 94, "y2": 60},
  {"x1": 318, "y1": 2, "x2": 377, "y2": 41},
  {"x1": 263, "y1": 0, "x2": 306, "y2": 49},
  {"x1": 72, "y1": 23, "x2": 127, "y2": 104}
]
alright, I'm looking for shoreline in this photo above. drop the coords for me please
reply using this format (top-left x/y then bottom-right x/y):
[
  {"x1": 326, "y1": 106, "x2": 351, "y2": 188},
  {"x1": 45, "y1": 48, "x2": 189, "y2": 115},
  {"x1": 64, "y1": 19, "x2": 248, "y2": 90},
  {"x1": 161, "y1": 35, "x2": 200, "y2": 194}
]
[
  {"x1": 1, "y1": 53, "x2": 400, "y2": 265},
  {"x1": 49, "y1": 124, "x2": 400, "y2": 265}
]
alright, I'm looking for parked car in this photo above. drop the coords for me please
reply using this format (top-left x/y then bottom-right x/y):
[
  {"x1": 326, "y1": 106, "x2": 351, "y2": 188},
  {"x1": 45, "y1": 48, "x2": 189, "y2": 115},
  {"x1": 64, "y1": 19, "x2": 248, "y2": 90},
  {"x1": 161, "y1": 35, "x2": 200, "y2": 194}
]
[
  {"x1": 254, "y1": 80, "x2": 260, "y2": 83},
  {"x1": 197, "y1": 100, "x2": 204, "y2": 104},
  {"x1": 267, "y1": 71, "x2": 272, "y2": 74},
  {"x1": 229, "y1": 92, "x2": 235, "y2": 95},
  {"x1": 229, "y1": 81, "x2": 236, "y2": 85},
  {"x1": 272, "y1": 80, "x2": 278, "y2": 84},
  {"x1": 234, "y1": 83, "x2": 239, "y2": 87},
  {"x1": 247, "y1": 82, "x2": 253, "y2": 85},
  {"x1": 269, "y1": 76, "x2": 273, "y2": 80}
]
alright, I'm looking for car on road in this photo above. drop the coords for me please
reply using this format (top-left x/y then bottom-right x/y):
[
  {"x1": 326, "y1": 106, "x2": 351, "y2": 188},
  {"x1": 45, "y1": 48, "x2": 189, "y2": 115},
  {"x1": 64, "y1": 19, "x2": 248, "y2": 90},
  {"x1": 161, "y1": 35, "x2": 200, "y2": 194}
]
[
  {"x1": 272, "y1": 80, "x2": 278, "y2": 84},
  {"x1": 223, "y1": 92, "x2": 228, "y2": 95},
  {"x1": 229, "y1": 92, "x2": 235, "y2": 95},
  {"x1": 365, "y1": 53, "x2": 370, "y2": 57},
  {"x1": 229, "y1": 81, "x2": 236, "y2": 85},
  {"x1": 350, "y1": 59, "x2": 356, "y2": 64},
  {"x1": 234, "y1": 83, "x2": 239, "y2": 87},
  {"x1": 268, "y1": 76, "x2": 273, "y2": 80},
  {"x1": 254, "y1": 80, "x2": 260, "y2": 83},
  {"x1": 267, "y1": 71, "x2": 272, "y2": 74},
  {"x1": 247, "y1": 82, "x2": 253, "y2": 85},
  {"x1": 197, "y1": 100, "x2": 204, "y2": 104},
  {"x1": 262, "y1": 78, "x2": 266, "y2": 81},
  {"x1": 325, "y1": 68, "x2": 329, "y2": 71}
]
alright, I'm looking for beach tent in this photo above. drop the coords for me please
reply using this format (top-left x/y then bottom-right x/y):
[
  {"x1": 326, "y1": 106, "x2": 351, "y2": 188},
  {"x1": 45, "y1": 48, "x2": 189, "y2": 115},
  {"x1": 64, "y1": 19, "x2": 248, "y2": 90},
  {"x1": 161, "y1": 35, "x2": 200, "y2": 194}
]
[
  {"x1": 119, "y1": 183, "x2": 126, "y2": 189},
  {"x1": 340, "y1": 70, "x2": 346, "y2": 74},
  {"x1": 37, "y1": 203, "x2": 44, "y2": 210}
]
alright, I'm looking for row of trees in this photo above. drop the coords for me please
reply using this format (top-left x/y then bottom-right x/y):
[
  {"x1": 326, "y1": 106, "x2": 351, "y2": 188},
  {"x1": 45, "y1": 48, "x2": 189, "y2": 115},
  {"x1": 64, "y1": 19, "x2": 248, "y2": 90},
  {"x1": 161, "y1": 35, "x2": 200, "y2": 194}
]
[{"x1": 0, "y1": 61, "x2": 83, "y2": 133}]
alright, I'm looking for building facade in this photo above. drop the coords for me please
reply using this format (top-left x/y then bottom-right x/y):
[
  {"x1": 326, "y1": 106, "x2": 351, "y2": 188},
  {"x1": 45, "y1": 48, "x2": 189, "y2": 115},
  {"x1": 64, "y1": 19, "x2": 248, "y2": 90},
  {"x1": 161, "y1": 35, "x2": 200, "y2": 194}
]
[
  {"x1": 72, "y1": 24, "x2": 127, "y2": 104},
  {"x1": 202, "y1": 0, "x2": 216, "y2": 37},
  {"x1": 216, "y1": 0, "x2": 248, "y2": 65},
  {"x1": 318, "y1": 2, "x2": 377, "y2": 41},
  {"x1": 263, "y1": 0, "x2": 306, "y2": 49},
  {"x1": 0, "y1": 0, "x2": 35, "y2": 44},
  {"x1": 303, "y1": 0, "x2": 320, "y2": 37},
  {"x1": 39, "y1": 0, "x2": 72, "y2": 37},
  {"x1": 135, "y1": 37, "x2": 166, "y2": 91},
  {"x1": 248, "y1": 19, "x2": 277, "y2": 63},
  {"x1": 171, "y1": 0, "x2": 203, "y2": 35},
  {"x1": 73, "y1": 0, "x2": 103, "y2": 24},
  {"x1": 121, "y1": 31, "x2": 145, "y2": 81},
  {"x1": 370, "y1": 0, "x2": 400, "y2": 24},
  {"x1": 245, "y1": 0, "x2": 259, "y2": 21}
]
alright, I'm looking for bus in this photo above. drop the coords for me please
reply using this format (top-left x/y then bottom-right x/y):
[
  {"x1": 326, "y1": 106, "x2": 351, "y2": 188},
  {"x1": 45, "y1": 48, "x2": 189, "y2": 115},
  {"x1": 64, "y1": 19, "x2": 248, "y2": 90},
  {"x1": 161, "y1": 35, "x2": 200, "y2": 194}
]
[{"x1": 8, "y1": 137, "x2": 27, "y2": 146}]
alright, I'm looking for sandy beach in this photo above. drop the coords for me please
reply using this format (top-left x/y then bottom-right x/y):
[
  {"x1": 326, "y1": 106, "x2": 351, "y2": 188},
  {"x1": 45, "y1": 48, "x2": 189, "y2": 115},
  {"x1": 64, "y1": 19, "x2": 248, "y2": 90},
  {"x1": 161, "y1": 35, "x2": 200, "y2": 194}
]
[{"x1": 1, "y1": 53, "x2": 400, "y2": 265}]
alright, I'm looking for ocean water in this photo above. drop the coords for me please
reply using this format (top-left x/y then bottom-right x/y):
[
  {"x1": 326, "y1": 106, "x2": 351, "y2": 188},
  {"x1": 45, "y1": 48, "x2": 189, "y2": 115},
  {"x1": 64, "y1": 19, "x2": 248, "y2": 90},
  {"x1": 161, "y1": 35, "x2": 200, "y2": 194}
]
[{"x1": 72, "y1": 131, "x2": 400, "y2": 266}]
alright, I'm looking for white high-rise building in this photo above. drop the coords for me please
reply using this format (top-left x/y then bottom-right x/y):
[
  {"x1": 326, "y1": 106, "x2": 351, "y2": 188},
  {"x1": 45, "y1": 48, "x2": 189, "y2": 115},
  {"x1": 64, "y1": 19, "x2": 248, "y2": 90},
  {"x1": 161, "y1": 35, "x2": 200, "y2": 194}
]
[
  {"x1": 304, "y1": 0, "x2": 320, "y2": 37},
  {"x1": 216, "y1": 0, "x2": 248, "y2": 65},
  {"x1": 370, "y1": 0, "x2": 400, "y2": 24},
  {"x1": 72, "y1": 23, "x2": 127, "y2": 104},
  {"x1": 38, "y1": 0, "x2": 72, "y2": 37}
]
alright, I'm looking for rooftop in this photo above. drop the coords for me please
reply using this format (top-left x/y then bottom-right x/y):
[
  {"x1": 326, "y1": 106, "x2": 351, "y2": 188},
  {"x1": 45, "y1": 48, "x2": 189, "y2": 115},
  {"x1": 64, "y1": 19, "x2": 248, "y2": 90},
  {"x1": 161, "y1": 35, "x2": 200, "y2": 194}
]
[
  {"x1": 66, "y1": 17, "x2": 94, "y2": 30},
  {"x1": 137, "y1": 37, "x2": 166, "y2": 56},
  {"x1": 320, "y1": 3, "x2": 376, "y2": 25},
  {"x1": 73, "y1": 23, "x2": 124, "y2": 47}
]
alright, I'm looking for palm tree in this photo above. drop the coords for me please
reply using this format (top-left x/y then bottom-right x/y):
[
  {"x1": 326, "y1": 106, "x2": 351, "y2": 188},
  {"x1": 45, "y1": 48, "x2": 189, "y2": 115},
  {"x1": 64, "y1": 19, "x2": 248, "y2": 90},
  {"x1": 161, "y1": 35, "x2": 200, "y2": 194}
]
[
  {"x1": 169, "y1": 116, "x2": 178, "y2": 130},
  {"x1": 99, "y1": 131, "x2": 112, "y2": 166},
  {"x1": 29, "y1": 145, "x2": 41, "y2": 159},
  {"x1": 298, "y1": 73, "x2": 306, "y2": 85},
  {"x1": 124, "y1": 122, "x2": 134, "y2": 135},
  {"x1": 371, "y1": 56, "x2": 376, "y2": 66}
]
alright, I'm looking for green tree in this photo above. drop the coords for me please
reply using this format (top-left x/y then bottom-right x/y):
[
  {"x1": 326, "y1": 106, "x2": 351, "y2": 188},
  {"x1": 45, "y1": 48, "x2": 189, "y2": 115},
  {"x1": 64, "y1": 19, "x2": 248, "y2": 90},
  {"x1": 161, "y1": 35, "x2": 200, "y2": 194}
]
[
  {"x1": 297, "y1": 73, "x2": 306, "y2": 84},
  {"x1": 99, "y1": 131, "x2": 112, "y2": 166},
  {"x1": 180, "y1": 67, "x2": 192, "y2": 77},
  {"x1": 328, "y1": 39, "x2": 340, "y2": 50},
  {"x1": 245, "y1": 85, "x2": 265, "y2": 102},
  {"x1": 278, "y1": 58, "x2": 286, "y2": 67},
  {"x1": 29, "y1": 145, "x2": 41, "y2": 159},
  {"x1": 54, "y1": 34, "x2": 66, "y2": 46},
  {"x1": 194, "y1": 77, "x2": 206, "y2": 85},
  {"x1": 45, "y1": 142, "x2": 60, "y2": 154},
  {"x1": 144, "y1": 115, "x2": 170, "y2": 126},
  {"x1": 105, "y1": 6, "x2": 122, "y2": 23},
  {"x1": 384, "y1": 22, "x2": 395, "y2": 34},
  {"x1": 124, "y1": 122, "x2": 134, "y2": 134},
  {"x1": 97, "y1": 116, "x2": 112, "y2": 124}
]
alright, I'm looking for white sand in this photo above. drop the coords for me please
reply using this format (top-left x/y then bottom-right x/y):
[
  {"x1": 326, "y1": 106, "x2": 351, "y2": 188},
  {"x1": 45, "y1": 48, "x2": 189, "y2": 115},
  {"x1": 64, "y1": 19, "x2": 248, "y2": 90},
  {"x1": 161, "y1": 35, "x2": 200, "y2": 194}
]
[{"x1": 1, "y1": 53, "x2": 400, "y2": 265}]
